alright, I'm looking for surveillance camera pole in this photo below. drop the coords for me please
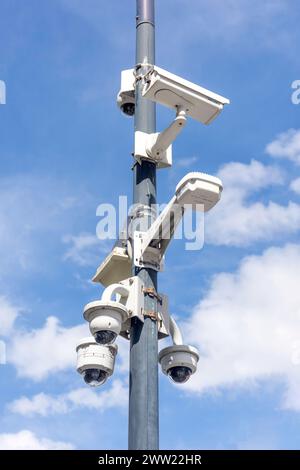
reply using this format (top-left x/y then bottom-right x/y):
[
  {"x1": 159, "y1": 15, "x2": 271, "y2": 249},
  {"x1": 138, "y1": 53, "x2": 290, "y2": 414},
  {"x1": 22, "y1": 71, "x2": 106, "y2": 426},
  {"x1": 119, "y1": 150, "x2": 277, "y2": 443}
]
[{"x1": 128, "y1": 0, "x2": 158, "y2": 450}]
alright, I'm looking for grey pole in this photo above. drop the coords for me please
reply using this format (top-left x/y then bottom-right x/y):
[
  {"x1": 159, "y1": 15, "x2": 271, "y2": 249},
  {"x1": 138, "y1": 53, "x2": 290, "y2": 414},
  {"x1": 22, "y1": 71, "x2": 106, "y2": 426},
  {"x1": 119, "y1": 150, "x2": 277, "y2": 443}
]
[{"x1": 128, "y1": 0, "x2": 159, "y2": 450}]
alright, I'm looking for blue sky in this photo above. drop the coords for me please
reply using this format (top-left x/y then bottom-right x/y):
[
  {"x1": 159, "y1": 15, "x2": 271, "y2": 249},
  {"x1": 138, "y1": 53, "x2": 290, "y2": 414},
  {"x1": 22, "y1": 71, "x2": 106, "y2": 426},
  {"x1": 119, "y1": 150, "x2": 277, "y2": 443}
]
[{"x1": 0, "y1": 0, "x2": 300, "y2": 450}]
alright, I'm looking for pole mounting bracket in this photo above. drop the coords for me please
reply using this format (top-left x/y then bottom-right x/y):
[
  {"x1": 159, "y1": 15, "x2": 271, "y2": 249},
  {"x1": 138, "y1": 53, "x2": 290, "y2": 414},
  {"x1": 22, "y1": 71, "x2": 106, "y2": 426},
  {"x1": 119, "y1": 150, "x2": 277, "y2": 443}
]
[
  {"x1": 134, "y1": 108, "x2": 187, "y2": 169},
  {"x1": 143, "y1": 310, "x2": 159, "y2": 321},
  {"x1": 133, "y1": 231, "x2": 164, "y2": 271},
  {"x1": 143, "y1": 287, "x2": 163, "y2": 304}
]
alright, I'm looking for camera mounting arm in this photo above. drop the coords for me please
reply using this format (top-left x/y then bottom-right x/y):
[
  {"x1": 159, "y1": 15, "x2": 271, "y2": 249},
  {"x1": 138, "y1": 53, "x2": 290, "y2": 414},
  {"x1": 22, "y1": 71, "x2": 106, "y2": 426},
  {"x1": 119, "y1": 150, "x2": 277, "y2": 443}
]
[
  {"x1": 132, "y1": 195, "x2": 184, "y2": 270},
  {"x1": 134, "y1": 107, "x2": 187, "y2": 168},
  {"x1": 101, "y1": 283, "x2": 130, "y2": 303},
  {"x1": 147, "y1": 107, "x2": 187, "y2": 160},
  {"x1": 169, "y1": 315, "x2": 183, "y2": 345},
  {"x1": 132, "y1": 172, "x2": 223, "y2": 270}
]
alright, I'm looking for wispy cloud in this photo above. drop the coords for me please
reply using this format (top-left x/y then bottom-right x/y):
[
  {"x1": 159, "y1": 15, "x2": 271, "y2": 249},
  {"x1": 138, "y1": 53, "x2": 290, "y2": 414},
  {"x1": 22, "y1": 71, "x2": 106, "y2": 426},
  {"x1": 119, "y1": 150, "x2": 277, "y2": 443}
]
[
  {"x1": 156, "y1": 0, "x2": 297, "y2": 66},
  {"x1": 0, "y1": 296, "x2": 20, "y2": 337},
  {"x1": 0, "y1": 80, "x2": 6, "y2": 104},
  {"x1": 59, "y1": 0, "x2": 297, "y2": 72},
  {"x1": 266, "y1": 129, "x2": 300, "y2": 165},
  {"x1": 63, "y1": 232, "x2": 111, "y2": 267},
  {"x1": 176, "y1": 156, "x2": 198, "y2": 168},
  {"x1": 0, "y1": 174, "x2": 80, "y2": 278}
]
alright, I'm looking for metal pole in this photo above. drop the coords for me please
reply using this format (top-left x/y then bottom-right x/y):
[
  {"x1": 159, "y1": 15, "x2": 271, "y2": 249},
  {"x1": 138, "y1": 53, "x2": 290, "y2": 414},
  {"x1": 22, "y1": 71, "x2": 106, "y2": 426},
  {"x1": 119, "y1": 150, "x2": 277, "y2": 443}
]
[{"x1": 128, "y1": 0, "x2": 159, "y2": 450}]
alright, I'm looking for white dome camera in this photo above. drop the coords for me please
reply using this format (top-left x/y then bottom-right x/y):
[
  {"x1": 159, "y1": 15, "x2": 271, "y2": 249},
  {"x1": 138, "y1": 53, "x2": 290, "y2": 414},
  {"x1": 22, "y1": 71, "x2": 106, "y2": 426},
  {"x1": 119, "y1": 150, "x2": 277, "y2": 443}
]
[
  {"x1": 83, "y1": 300, "x2": 128, "y2": 345},
  {"x1": 117, "y1": 69, "x2": 135, "y2": 117},
  {"x1": 76, "y1": 337, "x2": 117, "y2": 387},
  {"x1": 159, "y1": 344, "x2": 199, "y2": 384}
]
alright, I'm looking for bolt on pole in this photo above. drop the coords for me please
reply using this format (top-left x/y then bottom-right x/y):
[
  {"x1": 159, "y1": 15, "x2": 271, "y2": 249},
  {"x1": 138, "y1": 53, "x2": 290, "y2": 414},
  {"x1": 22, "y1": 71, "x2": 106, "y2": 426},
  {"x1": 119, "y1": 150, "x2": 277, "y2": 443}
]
[{"x1": 128, "y1": 0, "x2": 159, "y2": 450}]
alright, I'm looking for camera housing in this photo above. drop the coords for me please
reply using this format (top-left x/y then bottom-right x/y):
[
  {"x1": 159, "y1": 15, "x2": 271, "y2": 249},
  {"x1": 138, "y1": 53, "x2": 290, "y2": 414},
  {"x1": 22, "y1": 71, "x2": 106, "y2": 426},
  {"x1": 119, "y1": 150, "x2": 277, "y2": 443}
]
[
  {"x1": 142, "y1": 66, "x2": 229, "y2": 125},
  {"x1": 117, "y1": 68, "x2": 135, "y2": 117},
  {"x1": 76, "y1": 337, "x2": 117, "y2": 387},
  {"x1": 83, "y1": 300, "x2": 128, "y2": 345},
  {"x1": 175, "y1": 172, "x2": 223, "y2": 212},
  {"x1": 159, "y1": 344, "x2": 199, "y2": 384}
]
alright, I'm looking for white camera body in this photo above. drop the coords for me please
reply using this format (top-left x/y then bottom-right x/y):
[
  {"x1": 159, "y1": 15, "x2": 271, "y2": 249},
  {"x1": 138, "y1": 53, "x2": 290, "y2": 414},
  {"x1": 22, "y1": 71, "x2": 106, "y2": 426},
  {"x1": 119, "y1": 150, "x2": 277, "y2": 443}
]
[
  {"x1": 159, "y1": 344, "x2": 199, "y2": 383},
  {"x1": 84, "y1": 300, "x2": 129, "y2": 344},
  {"x1": 142, "y1": 66, "x2": 230, "y2": 124},
  {"x1": 175, "y1": 172, "x2": 223, "y2": 211},
  {"x1": 117, "y1": 68, "x2": 135, "y2": 116},
  {"x1": 76, "y1": 337, "x2": 117, "y2": 386}
]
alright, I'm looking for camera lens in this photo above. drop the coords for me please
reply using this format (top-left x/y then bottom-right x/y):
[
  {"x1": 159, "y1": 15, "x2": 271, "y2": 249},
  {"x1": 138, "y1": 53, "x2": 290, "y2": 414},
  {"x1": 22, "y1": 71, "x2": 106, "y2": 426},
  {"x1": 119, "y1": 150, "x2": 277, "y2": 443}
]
[
  {"x1": 94, "y1": 330, "x2": 117, "y2": 345},
  {"x1": 121, "y1": 103, "x2": 135, "y2": 116},
  {"x1": 168, "y1": 366, "x2": 192, "y2": 384},
  {"x1": 83, "y1": 368, "x2": 108, "y2": 387}
]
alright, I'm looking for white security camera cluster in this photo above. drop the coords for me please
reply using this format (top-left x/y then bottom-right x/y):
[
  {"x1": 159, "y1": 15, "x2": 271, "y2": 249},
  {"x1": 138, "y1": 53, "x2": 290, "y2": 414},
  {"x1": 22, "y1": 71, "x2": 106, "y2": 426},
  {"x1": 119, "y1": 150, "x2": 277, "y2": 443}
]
[
  {"x1": 77, "y1": 63, "x2": 229, "y2": 388},
  {"x1": 77, "y1": 276, "x2": 199, "y2": 386},
  {"x1": 77, "y1": 275, "x2": 197, "y2": 385},
  {"x1": 77, "y1": 276, "x2": 171, "y2": 386}
]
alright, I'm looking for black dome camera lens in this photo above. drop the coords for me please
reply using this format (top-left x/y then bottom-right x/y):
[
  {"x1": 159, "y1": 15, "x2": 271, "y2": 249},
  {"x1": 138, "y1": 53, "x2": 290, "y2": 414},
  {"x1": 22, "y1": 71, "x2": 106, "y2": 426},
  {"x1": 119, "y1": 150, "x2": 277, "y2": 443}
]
[
  {"x1": 83, "y1": 368, "x2": 108, "y2": 387},
  {"x1": 168, "y1": 366, "x2": 192, "y2": 384},
  {"x1": 121, "y1": 102, "x2": 135, "y2": 116},
  {"x1": 94, "y1": 330, "x2": 117, "y2": 345}
]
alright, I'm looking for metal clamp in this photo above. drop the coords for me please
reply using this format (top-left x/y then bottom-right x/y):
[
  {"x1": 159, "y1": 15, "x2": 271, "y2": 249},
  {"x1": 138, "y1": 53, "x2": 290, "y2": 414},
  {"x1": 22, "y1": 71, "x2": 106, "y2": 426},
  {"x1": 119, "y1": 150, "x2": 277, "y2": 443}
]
[
  {"x1": 143, "y1": 287, "x2": 162, "y2": 304},
  {"x1": 133, "y1": 231, "x2": 163, "y2": 271},
  {"x1": 134, "y1": 63, "x2": 154, "y2": 83},
  {"x1": 143, "y1": 310, "x2": 158, "y2": 321}
]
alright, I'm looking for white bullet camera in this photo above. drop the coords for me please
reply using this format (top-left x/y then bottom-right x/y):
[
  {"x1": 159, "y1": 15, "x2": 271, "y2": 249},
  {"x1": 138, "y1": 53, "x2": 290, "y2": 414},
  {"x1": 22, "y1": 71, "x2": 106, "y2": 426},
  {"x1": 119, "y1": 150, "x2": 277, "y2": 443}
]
[
  {"x1": 142, "y1": 66, "x2": 229, "y2": 125},
  {"x1": 175, "y1": 172, "x2": 223, "y2": 212},
  {"x1": 117, "y1": 68, "x2": 135, "y2": 117},
  {"x1": 159, "y1": 344, "x2": 199, "y2": 384},
  {"x1": 83, "y1": 300, "x2": 128, "y2": 345},
  {"x1": 76, "y1": 337, "x2": 117, "y2": 387},
  {"x1": 120, "y1": 66, "x2": 229, "y2": 167}
]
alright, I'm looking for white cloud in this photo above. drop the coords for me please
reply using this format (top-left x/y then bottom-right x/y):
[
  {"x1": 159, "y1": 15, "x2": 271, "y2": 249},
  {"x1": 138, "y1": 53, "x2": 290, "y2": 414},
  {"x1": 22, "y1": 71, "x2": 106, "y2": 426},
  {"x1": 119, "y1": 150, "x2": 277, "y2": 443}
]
[
  {"x1": 9, "y1": 317, "x2": 88, "y2": 381},
  {"x1": 215, "y1": 158, "x2": 283, "y2": 189},
  {"x1": 0, "y1": 296, "x2": 20, "y2": 337},
  {"x1": 184, "y1": 243, "x2": 300, "y2": 411},
  {"x1": 0, "y1": 430, "x2": 74, "y2": 450},
  {"x1": 63, "y1": 232, "x2": 110, "y2": 267},
  {"x1": 206, "y1": 159, "x2": 300, "y2": 246},
  {"x1": 266, "y1": 129, "x2": 300, "y2": 165},
  {"x1": 7, "y1": 315, "x2": 129, "y2": 382},
  {"x1": 290, "y1": 177, "x2": 300, "y2": 195},
  {"x1": 9, "y1": 379, "x2": 127, "y2": 417}
]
